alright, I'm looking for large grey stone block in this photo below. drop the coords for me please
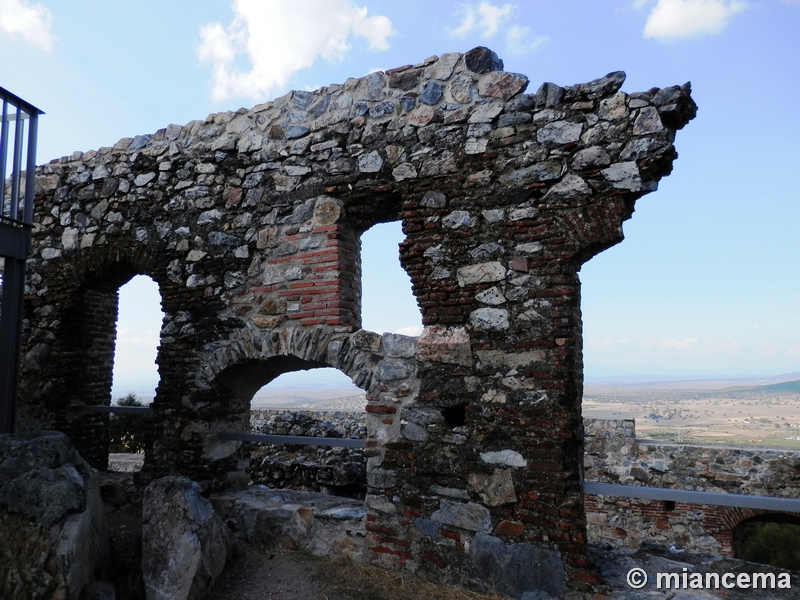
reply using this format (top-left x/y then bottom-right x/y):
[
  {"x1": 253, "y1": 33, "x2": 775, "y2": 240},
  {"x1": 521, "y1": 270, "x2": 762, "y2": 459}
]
[
  {"x1": 142, "y1": 476, "x2": 233, "y2": 600},
  {"x1": 0, "y1": 431, "x2": 109, "y2": 600}
]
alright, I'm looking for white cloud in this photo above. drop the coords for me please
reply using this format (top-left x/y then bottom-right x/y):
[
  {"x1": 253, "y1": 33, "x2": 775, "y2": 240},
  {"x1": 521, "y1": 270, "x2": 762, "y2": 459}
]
[
  {"x1": 197, "y1": 0, "x2": 394, "y2": 103},
  {"x1": 585, "y1": 335, "x2": 634, "y2": 350},
  {"x1": 643, "y1": 0, "x2": 747, "y2": 41},
  {"x1": 447, "y1": 3, "x2": 547, "y2": 56},
  {"x1": 393, "y1": 325, "x2": 423, "y2": 337},
  {"x1": 754, "y1": 342, "x2": 800, "y2": 356},
  {"x1": 448, "y1": 2, "x2": 515, "y2": 38},
  {"x1": 505, "y1": 25, "x2": 549, "y2": 56},
  {"x1": 0, "y1": 0, "x2": 56, "y2": 51},
  {"x1": 639, "y1": 337, "x2": 701, "y2": 352}
]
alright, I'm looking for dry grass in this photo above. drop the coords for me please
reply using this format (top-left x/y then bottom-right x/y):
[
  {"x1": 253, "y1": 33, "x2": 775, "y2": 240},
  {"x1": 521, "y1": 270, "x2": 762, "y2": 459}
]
[
  {"x1": 316, "y1": 559, "x2": 507, "y2": 600},
  {"x1": 207, "y1": 541, "x2": 507, "y2": 600}
]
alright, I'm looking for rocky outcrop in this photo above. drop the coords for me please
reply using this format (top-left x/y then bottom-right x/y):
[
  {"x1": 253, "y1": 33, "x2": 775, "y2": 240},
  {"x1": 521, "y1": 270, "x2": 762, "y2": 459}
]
[
  {"x1": 141, "y1": 476, "x2": 233, "y2": 600},
  {"x1": 0, "y1": 430, "x2": 109, "y2": 600}
]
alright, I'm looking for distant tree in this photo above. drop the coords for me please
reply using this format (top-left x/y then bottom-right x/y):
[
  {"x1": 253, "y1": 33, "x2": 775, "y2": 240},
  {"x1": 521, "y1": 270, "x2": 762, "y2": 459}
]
[
  {"x1": 739, "y1": 521, "x2": 800, "y2": 571},
  {"x1": 108, "y1": 393, "x2": 151, "y2": 454}
]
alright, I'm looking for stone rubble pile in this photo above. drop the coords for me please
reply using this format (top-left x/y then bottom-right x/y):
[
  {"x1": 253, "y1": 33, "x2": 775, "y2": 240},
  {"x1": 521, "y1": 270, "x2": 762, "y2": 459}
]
[
  {"x1": 210, "y1": 486, "x2": 366, "y2": 563},
  {"x1": 251, "y1": 408, "x2": 365, "y2": 438}
]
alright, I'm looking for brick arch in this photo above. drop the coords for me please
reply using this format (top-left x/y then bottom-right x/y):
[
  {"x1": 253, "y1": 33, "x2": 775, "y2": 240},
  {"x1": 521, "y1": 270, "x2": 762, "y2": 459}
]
[
  {"x1": 703, "y1": 506, "x2": 800, "y2": 556},
  {"x1": 169, "y1": 325, "x2": 419, "y2": 490},
  {"x1": 19, "y1": 47, "x2": 696, "y2": 594}
]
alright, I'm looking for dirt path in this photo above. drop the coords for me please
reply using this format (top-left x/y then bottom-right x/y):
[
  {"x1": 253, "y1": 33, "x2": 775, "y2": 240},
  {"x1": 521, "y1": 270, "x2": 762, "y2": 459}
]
[
  {"x1": 207, "y1": 545, "x2": 342, "y2": 600},
  {"x1": 208, "y1": 542, "x2": 800, "y2": 600},
  {"x1": 205, "y1": 542, "x2": 505, "y2": 600}
]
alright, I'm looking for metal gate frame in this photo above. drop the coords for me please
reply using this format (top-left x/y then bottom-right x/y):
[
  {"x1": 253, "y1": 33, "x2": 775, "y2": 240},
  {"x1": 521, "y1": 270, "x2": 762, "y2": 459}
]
[{"x1": 0, "y1": 86, "x2": 43, "y2": 434}]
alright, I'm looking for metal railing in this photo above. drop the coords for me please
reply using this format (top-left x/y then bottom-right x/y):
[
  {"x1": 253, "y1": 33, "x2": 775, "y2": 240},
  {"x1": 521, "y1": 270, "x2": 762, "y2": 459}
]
[
  {"x1": 66, "y1": 404, "x2": 800, "y2": 512},
  {"x1": 0, "y1": 86, "x2": 43, "y2": 434},
  {"x1": 70, "y1": 404, "x2": 365, "y2": 449},
  {"x1": 583, "y1": 481, "x2": 800, "y2": 512},
  {"x1": 65, "y1": 405, "x2": 800, "y2": 513},
  {"x1": 72, "y1": 405, "x2": 154, "y2": 416},
  {"x1": 218, "y1": 431, "x2": 365, "y2": 449}
]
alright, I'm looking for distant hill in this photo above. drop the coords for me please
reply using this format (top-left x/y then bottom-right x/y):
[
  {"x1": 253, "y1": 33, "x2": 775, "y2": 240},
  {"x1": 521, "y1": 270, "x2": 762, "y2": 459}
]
[
  {"x1": 585, "y1": 372, "x2": 800, "y2": 393},
  {"x1": 702, "y1": 380, "x2": 800, "y2": 399},
  {"x1": 584, "y1": 375, "x2": 800, "y2": 403},
  {"x1": 755, "y1": 380, "x2": 800, "y2": 394}
]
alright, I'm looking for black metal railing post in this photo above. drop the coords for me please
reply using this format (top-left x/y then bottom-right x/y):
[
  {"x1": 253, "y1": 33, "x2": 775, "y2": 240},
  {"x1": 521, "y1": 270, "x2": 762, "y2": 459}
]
[{"x1": 0, "y1": 86, "x2": 43, "y2": 434}]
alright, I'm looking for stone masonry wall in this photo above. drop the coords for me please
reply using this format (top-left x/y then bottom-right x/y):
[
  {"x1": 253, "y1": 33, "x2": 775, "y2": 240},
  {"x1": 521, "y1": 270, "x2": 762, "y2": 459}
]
[
  {"x1": 248, "y1": 409, "x2": 366, "y2": 496},
  {"x1": 584, "y1": 418, "x2": 800, "y2": 556},
  {"x1": 19, "y1": 47, "x2": 695, "y2": 595},
  {"x1": 244, "y1": 413, "x2": 800, "y2": 557}
]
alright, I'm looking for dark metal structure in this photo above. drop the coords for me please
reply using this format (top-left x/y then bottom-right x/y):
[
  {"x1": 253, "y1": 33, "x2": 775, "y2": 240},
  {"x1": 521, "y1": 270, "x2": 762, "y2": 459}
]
[{"x1": 0, "y1": 86, "x2": 42, "y2": 434}]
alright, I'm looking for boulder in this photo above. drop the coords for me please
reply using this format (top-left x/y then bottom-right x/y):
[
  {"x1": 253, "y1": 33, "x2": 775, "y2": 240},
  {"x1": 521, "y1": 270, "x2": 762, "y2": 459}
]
[
  {"x1": 0, "y1": 430, "x2": 109, "y2": 600},
  {"x1": 141, "y1": 476, "x2": 233, "y2": 600}
]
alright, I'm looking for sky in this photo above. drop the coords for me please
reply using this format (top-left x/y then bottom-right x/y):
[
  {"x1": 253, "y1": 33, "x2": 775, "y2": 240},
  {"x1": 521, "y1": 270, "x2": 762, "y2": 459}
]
[{"x1": 2, "y1": 0, "x2": 799, "y2": 397}]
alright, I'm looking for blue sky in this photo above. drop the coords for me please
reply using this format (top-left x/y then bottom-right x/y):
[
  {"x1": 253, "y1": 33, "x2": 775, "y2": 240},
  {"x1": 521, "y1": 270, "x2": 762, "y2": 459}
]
[{"x1": 2, "y1": 0, "x2": 799, "y2": 396}]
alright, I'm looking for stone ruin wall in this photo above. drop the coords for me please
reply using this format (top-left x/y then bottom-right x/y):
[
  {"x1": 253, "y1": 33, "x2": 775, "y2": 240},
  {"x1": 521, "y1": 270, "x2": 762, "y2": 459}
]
[
  {"x1": 584, "y1": 419, "x2": 800, "y2": 556},
  {"x1": 248, "y1": 409, "x2": 367, "y2": 495},
  {"x1": 17, "y1": 47, "x2": 696, "y2": 594},
  {"x1": 242, "y1": 413, "x2": 800, "y2": 558}
]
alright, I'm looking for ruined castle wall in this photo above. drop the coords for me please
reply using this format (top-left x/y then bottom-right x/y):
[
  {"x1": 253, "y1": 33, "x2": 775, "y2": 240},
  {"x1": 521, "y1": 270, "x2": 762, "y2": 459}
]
[
  {"x1": 584, "y1": 418, "x2": 800, "y2": 497},
  {"x1": 19, "y1": 47, "x2": 695, "y2": 594},
  {"x1": 584, "y1": 418, "x2": 800, "y2": 555},
  {"x1": 248, "y1": 409, "x2": 367, "y2": 496}
]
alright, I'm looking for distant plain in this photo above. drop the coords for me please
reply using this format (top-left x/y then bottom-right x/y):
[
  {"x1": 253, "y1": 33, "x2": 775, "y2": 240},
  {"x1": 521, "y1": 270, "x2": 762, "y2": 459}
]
[
  {"x1": 583, "y1": 373, "x2": 800, "y2": 448},
  {"x1": 120, "y1": 372, "x2": 800, "y2": 449},
  {"x1": 254, "y1": 373, "x2": 800, "y2": 449}
]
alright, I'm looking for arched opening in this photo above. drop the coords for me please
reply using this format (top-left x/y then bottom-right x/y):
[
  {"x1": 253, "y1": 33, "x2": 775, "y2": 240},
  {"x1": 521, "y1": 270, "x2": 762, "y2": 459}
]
[
  {"x1": 360, "y1": 221, "x2": 422, "y2": 336},
  {"x1": 734, "y1": 514, "x2": 800, "y2": 571},
  {"x1": 216, "y1": 358, "x2": 367, "y2": 498},
  {"x1": 45, "y1": 269, "x2": 164, "y2": 470},
  {"x1": 107, "y1": 275, "x2": 164, "y2": 472},
  {"x1": 111, "y1": 275, "x2": 162, "y2": 403},
  {"x1": 250, "y1": 367, "x2": 366, "y2": 497}
]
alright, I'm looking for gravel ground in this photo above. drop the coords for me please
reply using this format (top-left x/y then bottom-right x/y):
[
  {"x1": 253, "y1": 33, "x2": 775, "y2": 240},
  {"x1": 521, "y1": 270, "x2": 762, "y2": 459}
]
[{"x1": 206, "y1": 544, "x2": 343, "y2": 600}]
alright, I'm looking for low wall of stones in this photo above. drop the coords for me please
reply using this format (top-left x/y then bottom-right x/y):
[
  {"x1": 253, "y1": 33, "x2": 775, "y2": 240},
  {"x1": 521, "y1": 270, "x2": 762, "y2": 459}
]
[
  {"x1": 583, "y1": 418, "x2": 800, "y2": 555},
  {"x1": 248, "y1": 410, "x2": 366, "y2": 496}
]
